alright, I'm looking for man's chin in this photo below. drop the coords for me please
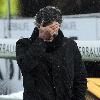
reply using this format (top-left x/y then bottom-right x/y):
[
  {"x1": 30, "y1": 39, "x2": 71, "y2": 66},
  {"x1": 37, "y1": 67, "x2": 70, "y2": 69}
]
[{"x1": 44, "y1": 38, "x2": 54, "y2": 42}]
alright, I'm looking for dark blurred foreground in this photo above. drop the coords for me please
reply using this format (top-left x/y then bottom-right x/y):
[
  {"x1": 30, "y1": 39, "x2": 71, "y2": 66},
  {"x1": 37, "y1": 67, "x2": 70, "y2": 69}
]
[{"x1": 0, "y1": 0, "x2": 100, "y2": 18}]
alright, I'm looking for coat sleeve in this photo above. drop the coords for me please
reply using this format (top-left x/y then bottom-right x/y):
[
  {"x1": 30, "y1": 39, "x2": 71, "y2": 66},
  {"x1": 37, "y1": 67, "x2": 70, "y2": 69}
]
[
  {"x1": 71, "y1": 41, "x2": 87, "y2": 100},
  {"x1": 16, "y1": 38, "x2": 47, "y2": 73}
]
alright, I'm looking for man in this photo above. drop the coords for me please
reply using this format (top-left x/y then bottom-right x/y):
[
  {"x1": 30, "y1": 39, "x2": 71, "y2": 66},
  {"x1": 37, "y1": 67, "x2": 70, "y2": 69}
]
[{"x1": 16, "y1": 6, "x2": 87, "y2": 100}]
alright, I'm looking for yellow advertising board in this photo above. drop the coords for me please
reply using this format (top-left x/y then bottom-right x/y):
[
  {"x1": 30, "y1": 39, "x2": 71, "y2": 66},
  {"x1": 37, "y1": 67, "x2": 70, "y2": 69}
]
[{"x1": 0, "y1": 0, "x2": 20, "y2": 18}]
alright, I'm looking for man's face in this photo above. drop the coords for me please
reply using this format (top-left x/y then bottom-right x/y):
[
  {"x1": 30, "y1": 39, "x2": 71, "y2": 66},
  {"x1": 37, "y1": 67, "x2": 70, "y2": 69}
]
[{"x1": 38, "y1": 21, "x2": 60, "y2": 42}]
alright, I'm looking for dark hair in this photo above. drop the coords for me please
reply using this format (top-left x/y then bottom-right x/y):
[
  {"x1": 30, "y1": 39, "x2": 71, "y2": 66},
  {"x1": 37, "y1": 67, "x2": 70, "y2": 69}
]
[{"x1": 35, "y1": 6, "x2": 62, "y2": 27}]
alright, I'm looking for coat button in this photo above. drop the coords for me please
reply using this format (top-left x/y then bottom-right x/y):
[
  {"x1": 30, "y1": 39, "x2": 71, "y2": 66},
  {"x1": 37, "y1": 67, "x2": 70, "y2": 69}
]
[{"x1": 57, "y1": 66, "x2": 60, "y2": 68}]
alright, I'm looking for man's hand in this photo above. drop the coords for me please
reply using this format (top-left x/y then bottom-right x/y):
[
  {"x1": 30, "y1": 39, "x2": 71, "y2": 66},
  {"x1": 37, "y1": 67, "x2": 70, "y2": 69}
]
[{"x1": 39, "y1": 21, "x2": 60, "y2": 42}]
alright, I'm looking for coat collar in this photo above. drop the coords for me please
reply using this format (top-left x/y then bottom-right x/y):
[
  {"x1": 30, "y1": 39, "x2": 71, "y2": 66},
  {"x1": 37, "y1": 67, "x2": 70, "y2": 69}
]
[
  {"x1": 29, "y1": 27, "x2": 39, "y2": 43},
  {"x1": 45, "y1": 29, "x2": 64, "y2": 52},
  {"x1": 30, "y1": 27, "x2": 64, "y2": 52}
]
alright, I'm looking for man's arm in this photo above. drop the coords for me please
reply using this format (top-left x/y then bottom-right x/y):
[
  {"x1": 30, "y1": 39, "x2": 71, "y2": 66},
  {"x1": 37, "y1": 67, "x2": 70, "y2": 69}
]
[
  {"x1": 16, "y1": 38, "x2": 46, "y2": 73},
  {"x1": 72, "y1": 42, "x2": 87, "y2": 100}
]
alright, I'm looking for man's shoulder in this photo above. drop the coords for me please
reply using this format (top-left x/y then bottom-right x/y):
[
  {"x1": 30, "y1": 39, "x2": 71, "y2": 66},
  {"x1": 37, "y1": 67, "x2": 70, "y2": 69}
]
[
  {"x1": 16, "y1": 38, "x2": 31, "y2": 46},
  {"x1": 63, "y1": 37, "x2": 79, "y2": 54},
  {"x1": 63, "y1": 37, "x2": 77, "y2": 46}
]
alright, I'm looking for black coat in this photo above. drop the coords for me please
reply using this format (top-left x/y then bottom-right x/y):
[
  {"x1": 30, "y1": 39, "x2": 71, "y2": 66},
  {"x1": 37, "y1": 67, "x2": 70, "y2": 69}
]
[{"x1": 16, "y1": 27, "x2": 87, "y2": 100}]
